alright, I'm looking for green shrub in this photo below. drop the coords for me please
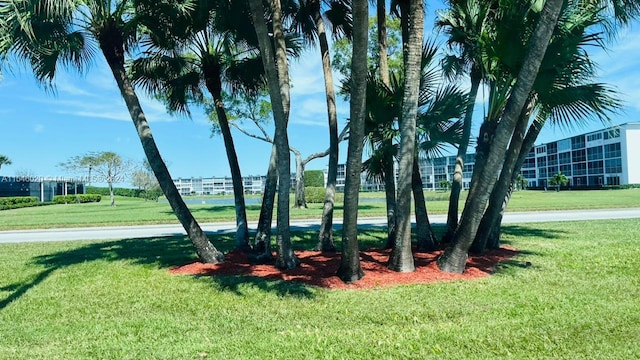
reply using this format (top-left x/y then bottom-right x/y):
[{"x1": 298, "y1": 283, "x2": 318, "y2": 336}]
[
  {"x1": 53, "y1": 194, "x2": 102, "y2": 204},
  {"x1": 304, "y1": 170, "x2": 325, "y2": 187},
  {"x1": 305, "y1": 187, "x2": 326, "y2": 203},
  {"x1": 0, "y1": 196, "x2": 39, "y2": 210}
]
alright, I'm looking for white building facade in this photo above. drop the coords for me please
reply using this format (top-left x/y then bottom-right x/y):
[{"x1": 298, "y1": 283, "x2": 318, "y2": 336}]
[
  {"x1": 173, "y1": 175, "x2": 267, "y2": 196},
  {"x1": 521, "y1": 122, "x2": 640, "y2": 188}
]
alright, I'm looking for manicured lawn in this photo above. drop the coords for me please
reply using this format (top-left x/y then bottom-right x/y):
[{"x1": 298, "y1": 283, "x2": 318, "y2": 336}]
[
  {"x1": 0, "y1": 219, "x2": 639, "y2": 358},
  {"x1": 1, "y1": 189, "x2": 639, "y2": 230}
]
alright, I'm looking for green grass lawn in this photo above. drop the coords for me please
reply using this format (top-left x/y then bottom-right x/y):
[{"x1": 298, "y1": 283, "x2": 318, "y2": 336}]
[
  {"x1": 1, "y1": 188, "x2": 639, "y2": 230},
  {"x1": 0, "y1": 218, "x2": 639, "y2": 359}
]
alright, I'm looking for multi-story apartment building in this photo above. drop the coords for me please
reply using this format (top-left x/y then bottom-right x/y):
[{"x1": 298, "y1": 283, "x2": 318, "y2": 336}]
[
  {"x1": 521, "y1": 122, "x2": 640, "y2": 188},
  {"x1": 173, "y1": 175, "x2": 267, "y2": 196},
  {"x1": 336, "y1": 122, "x2": 640, "y2": 191}
]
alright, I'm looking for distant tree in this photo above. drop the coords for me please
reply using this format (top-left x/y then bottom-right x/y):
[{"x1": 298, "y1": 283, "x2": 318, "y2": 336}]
[
  {"x1": 304, "y1": 170, "x2": 325, "y2": 187},
  {"x1": 132, "y1": 159, "x2": 161, "y2": 201},
  {"x1": 0, "y1": 154, "x2": 11, "y2": 173},
  {"x1": 439, "y1": 179, "x2": 452, "y2": 191},
  {"x1": 60, "y1": 152, "x2": 133, "y2": 207},
  {"x1": 515, "y1": 173, "x2": 528, "y2": 191},
  {"x1": 549, "y1": 172, "x2": 568, "y2": 192}
]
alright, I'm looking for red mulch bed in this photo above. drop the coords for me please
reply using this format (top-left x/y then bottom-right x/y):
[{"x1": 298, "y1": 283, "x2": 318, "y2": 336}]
[{"x1": 169, "y1": 245, "x2": 518, "y2": 290}]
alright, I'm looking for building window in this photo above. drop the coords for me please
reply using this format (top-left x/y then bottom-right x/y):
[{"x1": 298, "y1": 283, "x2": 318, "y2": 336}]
[
  {"x1": 547, "y1": 142, "x2": 558, "y2": 154},
  {"x1": 588, "y1": 160, "x2": 604, "y2": 174},
  {"x1": 558, "y1": 139, "x2": 571, "y2": 152},
  {"x1": 558, "y1": 152, "x2": 571, "y2": 164},
  {"x1": 572, "y1": 149, "x2": 586, "y2": 162},
  {"x1": 571, "y1": 135, "x2": 585, "y2": 149},
  {"x1": 573, "y1": 162, "x2": 587, "y2": 176},
  {"x1": 604, "y1": 143, "x2": 621, "y2": 158},
  {"x1": 522, "y1": 157, "x2": 536, "y2": 168},
  {"x1": 605, "y1": 158, "x2": 622, "y2": 173},
  {"x1": 548, "y1": 154, "x2": 558, "y2": 166},
  {"x1": 587, "y1": 146, "x2": 603, "y2": 161},
  {"x1": 537, "y1": 156, "x2": 547, "y2": 167},
  {"x1": 606, "y1": 176, "x2": 620, "y2": 185},
  {"x1": 536, "y1": 146, "x2": 546, "y2": 154},
  {"x1": 603, "y1": 129, "x2": 620, "y2": 140},
  {"x1": 559, "y1": 164, "x2": 572, "y2": 176},
  {"x1": 587, "y1": 132, "x2": 603, "y2": 142}
]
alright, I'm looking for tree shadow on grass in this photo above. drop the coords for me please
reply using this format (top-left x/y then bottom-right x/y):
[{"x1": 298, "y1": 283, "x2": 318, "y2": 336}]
[{"x1": 500, "y1": 224, "x2": 569, "y2": 240}]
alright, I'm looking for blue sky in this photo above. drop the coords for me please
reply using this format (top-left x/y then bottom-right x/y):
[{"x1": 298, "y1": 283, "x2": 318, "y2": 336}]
[{"x1": 1, "y1": 5, "x2": 639, "y2": 187}]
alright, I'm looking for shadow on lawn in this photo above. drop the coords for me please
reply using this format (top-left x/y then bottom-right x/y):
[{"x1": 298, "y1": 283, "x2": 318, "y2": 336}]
[{"x1": 0, "y1": 222, "x2": 563, "y2": 310}]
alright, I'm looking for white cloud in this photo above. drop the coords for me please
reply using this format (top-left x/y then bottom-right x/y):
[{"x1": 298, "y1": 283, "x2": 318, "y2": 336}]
[{"x1": 33, "y1": 124, "x2": 45, "y2": 133}]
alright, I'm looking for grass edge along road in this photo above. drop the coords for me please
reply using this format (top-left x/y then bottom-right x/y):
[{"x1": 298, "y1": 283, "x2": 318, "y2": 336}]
[
  {"x1": 1, "y1": 188, "x2": 640, "y2": 230},
  {"x1": 0, "y1": 218, "x2": 639, "y2": 359}
]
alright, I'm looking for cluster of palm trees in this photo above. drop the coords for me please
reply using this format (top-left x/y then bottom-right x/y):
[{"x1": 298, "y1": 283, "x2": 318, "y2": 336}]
[{"x1": 0, "y1": 0, "x2": 636, "y2": 283}]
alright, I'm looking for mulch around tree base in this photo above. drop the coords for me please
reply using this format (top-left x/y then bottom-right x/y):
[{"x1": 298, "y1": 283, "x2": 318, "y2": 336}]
[{"x1": 169, "y1": 245, "x2": 518, "y2": 290}]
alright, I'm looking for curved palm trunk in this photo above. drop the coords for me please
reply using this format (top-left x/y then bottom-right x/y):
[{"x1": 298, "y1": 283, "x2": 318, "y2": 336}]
[
  {"x1": 383, "y1": 146, "x2": 397, "y2": 249},
  {"x1": 205, "y1": 78, "x2": 251, "y2": 252},
  {"x1": 437, "y1": 0, "x2": 563, "y2": 273},
  {"x1": 250, "y1": 0, "x2": 298, "y2": 269},
  {"x1": 388, "y1": 0, "x2": 423, "y2": 273},
  {"x1": 98, "y1": 33, "x2": 223, "y2": 264},
  {"x1": 471, "y1": 101, "x2": 533, "y2": 254},
  {"x1": 314, "y1": 1, "x2": 339, "y2": 252},
  {"x1": 253, "y1": 144, "x2": 277, "y2": 262},
  {"x1": 484, "y1": 117, "x2": 546, "y2": 250},
  {"x1": 442, "y1": 70, "x2": 481, "y2": 242},
  {"x1": 413, "y1": 156, "x2": 437, "y2": 252},
  {"x1": 336, "y1": 0, "x2": 367, "y2": 283}
]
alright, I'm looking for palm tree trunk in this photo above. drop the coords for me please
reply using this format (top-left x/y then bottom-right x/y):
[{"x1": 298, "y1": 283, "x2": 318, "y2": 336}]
[
  {"x1": 437, "y1": 0, "x2": 563, "y2": 273},
  {"x1": 377, "y1": 0, "x2": 390, "y2": 85},
  {"x1": 98, "y1": 34, "x2": 223, "y2": 264},
  {"x1": 314, "y1": 2, "x2": 339, "y2": 252},
  {"x1": 383, "y1": 146, "x2": 397, "y2": 249},
  {"x1": 486, "y1": 117, "x2": 547, "y2": 251},
  {"x1": 377, "y1": 1, "x2": 396, "y2": 250},
  {"x1": 443, "y1": 70, "x2": 481, "y2": 242},
  {"x1": 249, "y1": 0, "x2": 298, "y2": 269},
  {"x1": 471, "y1": 101, "x2": 533, "y2": 254},
  {"x1": 413, "y1": 155, "x2": 437, "y2": 252},
  {"x1": 253, "y1": 144, "x2": 277, "y2": 262},
  {"x1": 388, "y1": 0, "x2": 423, "y2": 273},
  {"x1": 205, "y1": 79, "x2": 251, "y2": 252},
  {"x1": 336, "y1": 0, "x2": 367, "y2": 283}
]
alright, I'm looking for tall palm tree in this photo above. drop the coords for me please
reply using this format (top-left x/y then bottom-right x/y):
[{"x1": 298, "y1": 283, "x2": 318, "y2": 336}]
[
  {"x1": 287, "y1": 0, "x2": 351, "y2": 251},
  {"x1": 0, "y1": 0, "x2": 223, "y2": 263},
  {"x1": 249, "y1": 0, "x2": 299, "y2": 269},
  {"x1": 336, "y1": 0, "x2": 367, "y2": 283},
  {"x1": 471, "y1": 1, "x2": 621, "y2": 252},
  {"x1": 129, "y1": 0, "x2": 266, "y2": 252},
  {"x1": 438, "y1": 0, "x2": 640, "y2": 273},
  {"x1": 387, "y1": 0, "x2": 424, "y2": 273},
  {"x1": 436, "y1": 0, "x2": 493, "y2": 242},
  {"x1": 0, "y1": 154, "x2": 11, "y2": 173}
]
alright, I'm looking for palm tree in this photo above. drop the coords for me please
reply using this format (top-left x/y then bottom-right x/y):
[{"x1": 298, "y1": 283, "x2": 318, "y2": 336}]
[
  {"x1": 436, "y1": 0, "x2": 493, "y2": 242},
  {"x1": 287, "y1": 0, "x2": 352, "y2": 251},
  {"x1": 0, "y1": 0, "x2": 223, "y2": 263},
  {"x1": 387, "y1": 0, "x2": 423, "y2": 273},
  {"x1": 471, "y1": 1, "x2": 621, "y2": 253},
  {"x1": 336, "y1": 0, "x2": 367, "y2": 283},
  {"x1": 0, "y1": 154, "x2": 11, "y2": 173},
  {"x1": 249, "y1": 0, "x2": 299, "y2": 269},
  {"x1": 129, "y1": 0, "x2": 266, "y2": 252},
  {"x1": 438, "y1": 0, "x2": 640, "y2": 273}
]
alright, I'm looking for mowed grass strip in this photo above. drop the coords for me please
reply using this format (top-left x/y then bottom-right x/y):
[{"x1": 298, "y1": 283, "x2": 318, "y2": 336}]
[
  {"x1": 0, "y1": 218, "x2": 639, "y2": 359},
  {"x1": 1, "y1": 189, "x2": 639, "y2": 230}
]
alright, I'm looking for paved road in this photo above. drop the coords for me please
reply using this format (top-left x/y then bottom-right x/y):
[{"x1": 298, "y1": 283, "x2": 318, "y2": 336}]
[{"x1": 1, "y1": 208, "x2": 639, "y2": 244}]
